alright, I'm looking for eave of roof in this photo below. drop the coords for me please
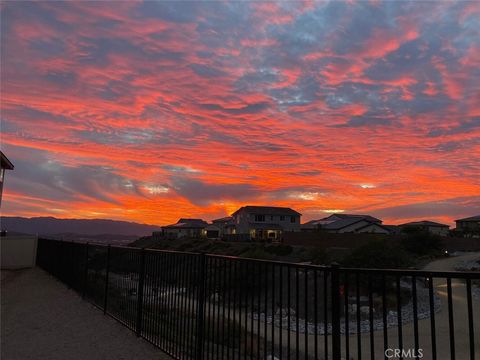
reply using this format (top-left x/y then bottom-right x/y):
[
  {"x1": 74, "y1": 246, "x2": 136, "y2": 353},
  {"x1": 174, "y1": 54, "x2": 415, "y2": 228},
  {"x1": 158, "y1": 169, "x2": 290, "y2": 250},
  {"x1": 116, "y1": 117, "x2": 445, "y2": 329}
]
[
  {"x1": 400, "y1": 221, "x2": 449, "y2": 227},
  {"x1": 322, "y1": 218, "x2": 369, "y2": 230},
  {"x1": 231, "y1": 206, "x2": 301, "y2": 217},
  {"x1": 0, "y1": 151, "x2": 14, "y2": 170},
  {"x1": 455, "y1": 215, "x2": 480, "y2": 222}
]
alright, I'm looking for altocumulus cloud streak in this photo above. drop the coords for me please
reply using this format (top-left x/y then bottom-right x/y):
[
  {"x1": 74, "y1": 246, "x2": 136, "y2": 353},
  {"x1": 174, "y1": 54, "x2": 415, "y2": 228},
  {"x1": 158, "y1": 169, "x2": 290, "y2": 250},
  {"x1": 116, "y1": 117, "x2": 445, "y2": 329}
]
[{"x1": 1, "y1": 1, "x2": 479, "y2": 225}]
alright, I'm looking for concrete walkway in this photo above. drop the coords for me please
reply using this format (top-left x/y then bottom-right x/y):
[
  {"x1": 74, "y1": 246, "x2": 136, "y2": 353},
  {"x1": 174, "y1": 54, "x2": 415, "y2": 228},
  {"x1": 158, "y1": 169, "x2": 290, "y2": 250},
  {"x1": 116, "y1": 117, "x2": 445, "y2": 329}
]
[{"x1": 1, "y1": 268, "x2": 172, "y2": 360}]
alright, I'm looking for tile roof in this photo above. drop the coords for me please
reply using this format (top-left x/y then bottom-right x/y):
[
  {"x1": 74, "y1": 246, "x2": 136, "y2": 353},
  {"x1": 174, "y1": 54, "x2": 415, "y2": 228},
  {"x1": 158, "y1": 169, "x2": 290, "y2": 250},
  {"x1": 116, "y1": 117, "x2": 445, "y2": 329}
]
[
  {"x1": 163, "y1": 218, "x2": 208, "y2": 229},
  {"x1": 400, "y1": 220, "x2": 449, "y2": 227},
  {"x1": 322, "y1": 217, "x2": 368, "y2": 230},
  {"x1": 0, "y1": 151, "x2": 14, "y2": 170},
  {"x1": 455, "y1": 215, "x2": 480, "y2": 222},
  {"x1": 324, "y1": 213, "x2": 382, "y2": 223},
  {"x1": 212, "y1": 216, "x2": 233, "y2": 223},
  {"x1": 232, "y1": 206, "x2": 301, "y2": 216}
]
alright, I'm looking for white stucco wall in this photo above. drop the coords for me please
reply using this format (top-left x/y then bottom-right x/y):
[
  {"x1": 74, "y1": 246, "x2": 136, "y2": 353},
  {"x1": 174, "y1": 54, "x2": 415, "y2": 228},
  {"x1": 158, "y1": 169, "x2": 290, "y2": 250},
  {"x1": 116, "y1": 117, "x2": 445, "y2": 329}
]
[{"x1": 1, "y1": 235, "x2": 38, "y2": 269}]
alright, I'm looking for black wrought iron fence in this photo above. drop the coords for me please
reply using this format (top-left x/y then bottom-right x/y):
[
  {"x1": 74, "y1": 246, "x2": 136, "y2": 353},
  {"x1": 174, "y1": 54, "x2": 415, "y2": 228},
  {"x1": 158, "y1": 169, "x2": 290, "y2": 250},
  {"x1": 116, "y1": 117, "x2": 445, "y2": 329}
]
[{"x1": 36, "y1": 238, "x2": 479, "y2": 360}]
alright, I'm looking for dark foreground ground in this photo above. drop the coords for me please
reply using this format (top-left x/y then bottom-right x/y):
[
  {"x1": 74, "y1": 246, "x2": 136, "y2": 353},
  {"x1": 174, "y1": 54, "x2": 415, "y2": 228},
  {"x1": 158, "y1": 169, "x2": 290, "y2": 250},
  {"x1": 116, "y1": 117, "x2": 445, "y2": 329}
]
[{"x1": 1, "y1": 268, "x2": 171, "y2": 360}]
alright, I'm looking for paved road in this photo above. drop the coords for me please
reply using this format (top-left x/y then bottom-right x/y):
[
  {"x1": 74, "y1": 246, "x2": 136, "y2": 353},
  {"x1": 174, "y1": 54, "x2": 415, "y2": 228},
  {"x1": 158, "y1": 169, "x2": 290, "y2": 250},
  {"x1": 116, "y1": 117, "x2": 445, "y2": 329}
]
[{"x1": 1, "y1": 268, "x2": 172, "y2": 360}]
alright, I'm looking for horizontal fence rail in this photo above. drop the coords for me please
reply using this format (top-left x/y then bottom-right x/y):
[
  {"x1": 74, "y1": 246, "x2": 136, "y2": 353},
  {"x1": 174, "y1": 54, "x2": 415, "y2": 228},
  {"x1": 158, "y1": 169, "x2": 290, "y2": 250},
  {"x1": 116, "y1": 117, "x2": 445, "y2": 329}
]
[{"x1": 36, "y1": 239, "x2": 479, "y2": 360}]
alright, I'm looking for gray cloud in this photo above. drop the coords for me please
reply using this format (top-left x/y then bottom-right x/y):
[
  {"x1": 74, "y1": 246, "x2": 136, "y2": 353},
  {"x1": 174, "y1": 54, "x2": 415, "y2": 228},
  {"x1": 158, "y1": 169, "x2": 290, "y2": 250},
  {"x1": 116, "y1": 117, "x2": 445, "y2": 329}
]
[
  {"x1": 369, "y1": 197, "x2": 480, "y2": 223},
  {"x1": 171, "y1": 175, "x2": 259, "y2": 206}
]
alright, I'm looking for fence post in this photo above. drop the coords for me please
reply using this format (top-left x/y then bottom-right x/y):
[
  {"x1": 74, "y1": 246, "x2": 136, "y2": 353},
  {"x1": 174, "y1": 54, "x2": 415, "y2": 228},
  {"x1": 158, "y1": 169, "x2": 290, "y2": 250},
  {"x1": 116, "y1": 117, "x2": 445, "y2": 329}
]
[
  {"x1": 195, "y1": 253, "x2": 207, "y2": 360},
  {"x1": 103, "y1": 245, "x2": 111, "y2": 314},
  {"x1": 331, "y1": 263, "x2": 341, "y2": 360},
  {"x1": 83, "y1": 242, "x2": 89, "y2": 299},
  {"x1": 136, "y1": 248, "x2": 146, "y2": 337}
]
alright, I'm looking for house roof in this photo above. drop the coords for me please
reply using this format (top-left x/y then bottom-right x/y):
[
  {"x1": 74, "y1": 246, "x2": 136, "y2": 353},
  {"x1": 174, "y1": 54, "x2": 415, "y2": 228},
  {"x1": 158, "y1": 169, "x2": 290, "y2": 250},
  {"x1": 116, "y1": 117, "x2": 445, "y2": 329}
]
[
  {"x1": 455, "y1": 215, "x2": 480, "y2": 222},
  {"x1": 322, "y1": 217, "x2": 369, "y2": 230},
  {"x1": 212, "y1": 216, "x2": 233, "y2": 223},
  {"x1": 163, "y1": 218, "x2": 208, "y2": 229},
  {"x1": 301, "y1": 220, "x2": 323, "y2": 229},
  {"x1": 231, "y1": 206, "x2": 301, "y2": 217},
  {"x1": 354, "y1": 222, "x2": 391, "y2": 232},
  {"x1": 400, "y1": 220, "x2": 449, "y2": 228},
  {"x1": 0, "y1": 151, "x2": 14, "y2": 170},
  {"x1": 323, "y1": 213, "x2": 382, "y2": 223}
]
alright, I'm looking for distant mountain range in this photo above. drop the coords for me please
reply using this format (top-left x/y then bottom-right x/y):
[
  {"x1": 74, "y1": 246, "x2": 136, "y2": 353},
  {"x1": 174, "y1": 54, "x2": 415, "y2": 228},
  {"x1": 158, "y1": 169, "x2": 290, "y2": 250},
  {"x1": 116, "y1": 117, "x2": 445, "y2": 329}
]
[{"x1": 1, "y1": 216, "x2": 161, "y2": 243}]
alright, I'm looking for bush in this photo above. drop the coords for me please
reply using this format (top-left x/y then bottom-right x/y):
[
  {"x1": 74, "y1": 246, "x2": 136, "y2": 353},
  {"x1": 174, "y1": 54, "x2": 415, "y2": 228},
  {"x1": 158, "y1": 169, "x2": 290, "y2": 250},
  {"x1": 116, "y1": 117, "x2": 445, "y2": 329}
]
[
  {"x1": 342, "y1": 240, "x2": 412, "y2": 269},
  {"x1": 265, "y1": 244, "x2": 293, "y2": 256},
  {"x1": 306, "y1": 247, "x2": 329, "y2": 265},
  {"x1": 239, "y1": 246, "x2": 275, "y2": 260},
  {"x1": 401, "y1": 228, "x2": 443, "y2": 256}
]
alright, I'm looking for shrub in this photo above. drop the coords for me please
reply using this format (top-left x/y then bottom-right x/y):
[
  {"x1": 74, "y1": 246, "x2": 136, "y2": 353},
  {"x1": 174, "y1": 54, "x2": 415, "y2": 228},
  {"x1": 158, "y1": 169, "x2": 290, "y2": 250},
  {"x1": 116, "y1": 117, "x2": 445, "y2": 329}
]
[
  {"x1": 239, "y1": 246, "x2": 275, "y2": 260},
  {"x1": 265, "y1": 244, "x2": 293, "y2": 256},
  {"x1": 342, "y1": 240, "x2": 412, "y2": 269},
  {"x1": 401, "y1": 228, "x2": 443, "y2": 256},
  {"x1": 306, "y1": 247, "x2": 329, "y2": 265}
]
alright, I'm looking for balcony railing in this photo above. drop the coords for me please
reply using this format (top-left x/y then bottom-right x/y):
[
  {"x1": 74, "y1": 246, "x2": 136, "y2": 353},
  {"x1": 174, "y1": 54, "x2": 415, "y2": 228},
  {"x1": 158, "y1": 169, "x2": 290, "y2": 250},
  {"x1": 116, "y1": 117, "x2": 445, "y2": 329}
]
[{"x1": 36, "y1": 238, "x2": 479, "y2": 360}]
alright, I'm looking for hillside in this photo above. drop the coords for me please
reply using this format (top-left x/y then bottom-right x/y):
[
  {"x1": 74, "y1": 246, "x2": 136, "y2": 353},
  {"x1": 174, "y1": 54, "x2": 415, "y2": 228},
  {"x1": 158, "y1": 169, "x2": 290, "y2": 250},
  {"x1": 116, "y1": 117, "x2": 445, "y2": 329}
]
[{"x1": 1, "y1": 216, "x2": 161, "y2": 238}]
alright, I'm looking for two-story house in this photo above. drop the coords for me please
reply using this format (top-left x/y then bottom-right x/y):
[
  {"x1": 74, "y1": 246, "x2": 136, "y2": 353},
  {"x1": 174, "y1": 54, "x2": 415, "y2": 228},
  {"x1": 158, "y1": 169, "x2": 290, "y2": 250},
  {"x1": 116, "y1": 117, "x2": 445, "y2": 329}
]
[
  {"x1": 231, "y1": 206, "x2": 301, "y2": 241},
  {"x1": 455, "y1": 215, "x2": 480, "y2": 237},
  {"x1": 399, "y1": 220, "x2": 450, "y2": 236}
]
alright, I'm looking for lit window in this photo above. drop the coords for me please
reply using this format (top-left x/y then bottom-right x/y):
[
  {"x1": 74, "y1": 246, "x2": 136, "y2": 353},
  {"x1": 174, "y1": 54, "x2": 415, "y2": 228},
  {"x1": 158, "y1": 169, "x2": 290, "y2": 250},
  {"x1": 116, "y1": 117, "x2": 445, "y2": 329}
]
[{"x1": 290, "y1": 216, "x2": 296, "y2": 223}]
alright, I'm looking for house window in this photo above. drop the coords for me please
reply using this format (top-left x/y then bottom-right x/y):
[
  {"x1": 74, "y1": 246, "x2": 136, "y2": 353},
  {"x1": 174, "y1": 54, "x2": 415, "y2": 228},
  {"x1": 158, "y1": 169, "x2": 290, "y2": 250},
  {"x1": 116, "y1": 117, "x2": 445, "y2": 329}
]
[
  {"x1": 280, "y1": 216, "x2": 285, "y2": 221},
  {"x1": 255, "y1": 215, "x2": 265, "y2": 222},
  {"x1": 270, "y1": 215, "x2": 274, "y2": 220},
  {"x1": 290, "y1": 216, "x2": 296, "y2": 223}
]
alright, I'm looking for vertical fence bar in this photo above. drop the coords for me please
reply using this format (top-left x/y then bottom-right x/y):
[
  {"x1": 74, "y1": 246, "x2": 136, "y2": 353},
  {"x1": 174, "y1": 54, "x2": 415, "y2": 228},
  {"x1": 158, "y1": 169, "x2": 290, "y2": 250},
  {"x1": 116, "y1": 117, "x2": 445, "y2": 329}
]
[
  {"x1": 196, "y1": 253, "x2": 207, "y2": 360},
  {"x1": 396, "y1": 276, "x2": 403, "y2": 360},
  {"x1": 344, "y1": 273, "x2": 350, "y2": 360},
  {"x1": 382, "y1": 274, "x2": 388, "y2": 360},
  {"x1": 428, "y1": 276, "x2": 437, "y2": 360},
  {"x1": 447, "y1": 278, "x2": 455, "y2": 360},
  {"x1": 356, "y1": 273, "x2": 361, "y2": 360},
  {"x1": 466, "y1": 278, "x2": 474, "y2": 360},
  {"x1": 412, "y1": 276, "x2": 419, "y2": 359},
  {"x1": 295, "y1": 267, "x2": 300, "y2": 360},
  {"x1": 368, "y1": 275, "x2": 374, "y2": 360},
  {"x1": 83, "y1": 242, "x2": 89, "y2": 299},
  {"x1": 136, "y1": 248, "x2": 146, "y2": 337},
  {"x1": 331, "y1": 264, "x2": 341, "y2": 360},
  {"x1": 314, "y1": 269, "x2": 318, "y2": 360},
  {"x1": 325, "y1": 271, "x2": 329, "y2": 360},
  {"x1": 103, "y1": 245, "x2": 111, "y2": 314}
]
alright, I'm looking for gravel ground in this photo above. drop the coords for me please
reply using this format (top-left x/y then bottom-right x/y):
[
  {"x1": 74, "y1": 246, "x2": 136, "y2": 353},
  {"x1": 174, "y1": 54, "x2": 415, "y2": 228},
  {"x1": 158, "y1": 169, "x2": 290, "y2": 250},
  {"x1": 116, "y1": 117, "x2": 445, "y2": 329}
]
[
  {"x1": 253, "y1": 280, "x2": 442, "y2": 335},
  {"x1": 1, "y1": 268, "x2": 172, "y2": 360}
]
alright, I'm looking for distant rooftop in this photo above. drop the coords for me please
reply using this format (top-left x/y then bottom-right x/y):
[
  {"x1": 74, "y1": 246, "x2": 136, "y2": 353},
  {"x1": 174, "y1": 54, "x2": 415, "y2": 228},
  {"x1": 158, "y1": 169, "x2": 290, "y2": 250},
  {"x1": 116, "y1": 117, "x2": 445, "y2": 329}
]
[
  {"x1": 322, "y1": 217, "x2": 372, "y2": 230},
  {"x1": 232, "y1": 206, "x2": 301, "y2": 216},
  {"x1": 323, "y1": 213, "x2": 382, "y2": 223},
  {"x1": 400, "y1": 220, "x2": 449, "y2": 228},
  {"x1": 212, "y1": 216, "x2": 233, "y2": 223},
  {"x1": 163, "y1": 218, "x2": 208, "y2": 229},
  {"x1": 455, "y1": 215, "x2": 480, "y2": 222},
  {"x1": 0, "y1": 151, "x2": 14, "y2": 170}
]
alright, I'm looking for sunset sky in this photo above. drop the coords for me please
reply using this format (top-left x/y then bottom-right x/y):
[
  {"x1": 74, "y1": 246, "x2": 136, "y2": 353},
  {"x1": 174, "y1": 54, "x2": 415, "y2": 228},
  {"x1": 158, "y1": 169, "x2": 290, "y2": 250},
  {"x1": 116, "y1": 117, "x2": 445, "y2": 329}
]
[{"x1": 1, "y1": 1, "x2": 479, "y2": 226}]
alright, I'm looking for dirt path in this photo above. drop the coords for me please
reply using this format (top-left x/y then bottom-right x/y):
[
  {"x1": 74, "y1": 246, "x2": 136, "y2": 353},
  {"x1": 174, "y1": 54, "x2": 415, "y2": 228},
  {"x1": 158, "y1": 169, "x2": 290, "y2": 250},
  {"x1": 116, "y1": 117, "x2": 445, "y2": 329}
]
[{"x1": 1, "y1": 268, "x2": 172, "y2": 360}]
